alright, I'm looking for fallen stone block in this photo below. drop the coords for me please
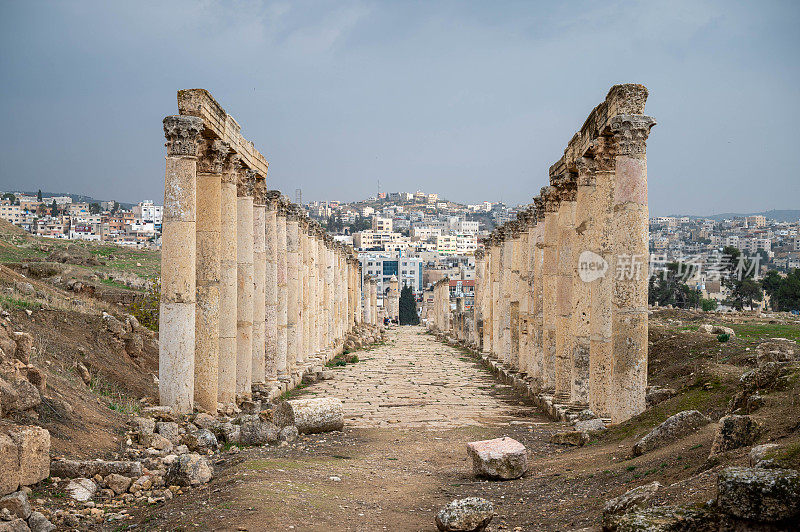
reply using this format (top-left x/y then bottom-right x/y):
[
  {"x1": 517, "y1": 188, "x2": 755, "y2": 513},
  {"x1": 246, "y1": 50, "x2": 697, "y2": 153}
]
[
  {"x1": 574, "y1": 418, "x2": 606, "y2": 433},
  {"x1": 709, "y1": 415, "x2": 760, "y2": 458},
  {"x1": 165, "y1": 453, "x2": 213, "y2": 487},
  {"x1": 632, "y1": 410, "x2": 710, "y2": 456},
  {"x1": 601, "y1": 481, "x2": 662, "y2": 530},
  {"x1": 275, "y1": 397, "x2": 344, "y2": 434},
  {"x1": 717, "y1": 466, "x2": 800, "y2": 523},
  {"x1": 749, "y1": 443, "x2": 782, "y2": 468},
  {"x1": 466, "y1": 437, "x2": 527, "y2": 480},
  {"x1": 0, "y1": 434, "x2": 20, "y2": 496},
  {"x1": 238, "y1": 418, "x2": 278, "y2": 446},
  {"x1": 8, "y1": 427, "x2": 49, "y2": 487},
  {"x1": 104, "y1": 474, "x2": 132, "y2": 495},
  {"x1": 550, "y1": 431, "x2": 589, "y2": 447},
  {"x1": 613, "y1": 505, "x2": 715, "y2": 531},
  {"x1": 50, "y1": 459, "x2": 142, "y2": 479},
  {"x1": 0, "y1": 490, "x2": 31, "y2": 519},
  {"x1": 435, "y1": 497, "x2": 494, "y2": 532},
  {"x1": 0, "y1": 518, "x2": 30, "y2": 532},
  {"x1": 66, "y1": 478, "x2": 97, "y2": 502},
  {"x1": 28, "y1": 511, "x2": 55, "y2": 532},
  {"x1": 755, "y1": 338, "x2": 797, "y2": 365}
]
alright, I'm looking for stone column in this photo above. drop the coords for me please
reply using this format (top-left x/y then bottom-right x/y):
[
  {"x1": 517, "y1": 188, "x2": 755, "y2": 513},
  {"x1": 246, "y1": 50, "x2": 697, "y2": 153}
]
[
  {"x1": 531, "y1": 198, "x2": 545, "y2": 391},
  {"x1": 541, "y1": 187, "x2": 560, "y2": 393},
  {"x1": 251, "y1": 178, "x2": 267, "y2": 385},
  {"x1": 276, "y1": 200, "x2": 289, "y2": 381},
  {"x1": 609, "y1": 113, "x2": 655, "y2": 423},
  {"x1": 317, "y1": 229, "x2": 326, "y2": 351},
  {"x1": 194, "y1": 139, "x2": 228, "y2": 413},
  {"x1": 571, "y1": 158, "x2": 597, "y2": 406},
  {"x1": 218, "y1": 154, "x2": 240, "y2": 405},
  {"x1": 160, "y1": 115, "x2": 202, "y2": 413},
  {"x1": 370, "y1": 278, "x2": 377, "y2": 326},
  {"x1": 474, "y1": 249, "x2": 485, "y2": 350},
  {"x1": 236, "y1": 170, "x2": 255, "y2": 398},
  {"x1": 264, "y1": 191, "x2": 280, "y2": 383},
  {"x1": 309, "y1": 225, "x2": 319, "y2": 358},
  {"x1": 490, "y1": 236, "x2": 501, "y2": 358},
  {"x1": 299, "y1": 216, "x2": 309, "y2": 368},
  {"x1": 387, "y1": 275, "x2": 398, "y2": 322},
  {"x1": 286, "y1": 208, "x2": 300, "y2": 376},
  {"x1": 501, "y1": 228, "x2": 513, "y2": 366},
  {"x1": 555, "y1": 181, "x2": 577, "y2": 402},
  {"x1": 325, "y1": 239, "x2": 334, "y2": 343},
  {"x1": 355, "y1": 261, "x2": 362, "y2": 325},
  {"x1": 511, "y1": 223, "x2": 524, "y2": 371}
]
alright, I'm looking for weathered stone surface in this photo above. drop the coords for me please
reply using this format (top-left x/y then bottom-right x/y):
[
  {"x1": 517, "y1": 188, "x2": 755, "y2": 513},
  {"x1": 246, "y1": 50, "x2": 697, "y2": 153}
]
[
  {"x1": 613, "y1": 505, "x2": 715, "y2": 531},
  {"x1": 717, "y1": 466, "x2": 800, "y2": 522},
  {"x1": 632, "y1": 410, "x2": 710, "y2": 456},
  {"x1": 1, "y1": 379, "x2": 40, "y2": 413},
  {"x1": 104, "y1": 474, "x2": 132, "y2": 495},
  {"x1": 755, "y1": 338, "x2": 796, "y2": 365},
  {"x1": 574, "y1": 418, "x2": 606, "y2": 433},
  {"x1": 50, "y1": 459, "x2": 142, "y2": 479},
  {"x1": 698, "y1": 324, "x2": 735, "y2": 337},
  {"x1": 155, "y1": 421, "x2": 181, "y2": 443},
  {"x1": 601, "y1": 482, "x2": 662, "y2": 530},
  {"x1": 238, "y1": 419, "x2": 278, "y2": 446},
  {"x1": 749, "y1": 443, "x2": 782, "y2": 468},
  {"x1": 142, "y1": 432, "x2": 173, "y2": 451},
  {"x1": 184, "y1": 428, "x2": 218, "y2": 451},
  {"x1": 8, "y1": 427, "x2": 49, "y2": 486},
  {"x1": 466, "y1": 437, "x2": 527, "y2": 480},
  {"x1": 0, "y1": 434, "x2": 20, "y2": 496},
  {"x1": 165, "y1": 453, "x2": 213, "y2": 486},
  {"x1": 27, "y1": 511, "x2": 55, "y2": 532},
  {"x1": 212, "y1": 421, "x2": 240, "y2": 444},
  {"x1": 435, "y1": 497, "x2": 494, "y2": 532},
  {"x1": 708, "y1": 415, "x2": 760, "y2": 457},
  {"x1": 550, "y1": 431, "x2": 589, "y2": 446},
  {"x1": 739, "y1": 362, "x2": 782, "y2": 392},
  {"x1": 278, "y1": 425, "x2": 298, "y2": 443},
  {"x1": 645, "y1": 387, "x2": 675, "y2": 407},
  {"x1": 193, "y1": 412, "x2": 216, "y2": 429},
  {"x1": 0, "y1": 518, "x2": 30, "y2": 532},
  {"x1": 275, "y1": 397, "x2": 344, "y2": 434},
  {"x1": 65, "y1": 478, "x2": 97, "y2": 502},
  {"x1": 12, "y1": 333, "x2": 34, "y2": 364},
  {"x1": 0, "y1": 491, "x2": 30, "y2": 519}
]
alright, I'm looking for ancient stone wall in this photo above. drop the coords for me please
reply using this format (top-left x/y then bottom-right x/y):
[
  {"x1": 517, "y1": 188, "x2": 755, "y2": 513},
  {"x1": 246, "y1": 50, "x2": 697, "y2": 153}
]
[
  {"x1": 444, "y1": 84, "x2": 655, "y2": 424},
  {"x1": 160, "y1": 89, "x2": 368, "y2": 414}
]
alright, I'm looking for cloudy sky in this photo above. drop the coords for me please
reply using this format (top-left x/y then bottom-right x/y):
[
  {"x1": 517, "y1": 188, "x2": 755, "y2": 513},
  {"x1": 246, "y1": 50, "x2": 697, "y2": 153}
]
[{"x1": 1, "y1": 1, "x2": 798, "y2": 215}]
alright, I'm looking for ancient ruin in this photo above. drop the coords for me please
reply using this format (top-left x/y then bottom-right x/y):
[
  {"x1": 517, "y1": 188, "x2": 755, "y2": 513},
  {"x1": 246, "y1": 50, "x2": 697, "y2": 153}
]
[
  {"x1": 160, "y1": 89, "x2": 376, "y2": 414},
  {"x1": 432, "y1": 84, "x2": 655, "y2": 424}
]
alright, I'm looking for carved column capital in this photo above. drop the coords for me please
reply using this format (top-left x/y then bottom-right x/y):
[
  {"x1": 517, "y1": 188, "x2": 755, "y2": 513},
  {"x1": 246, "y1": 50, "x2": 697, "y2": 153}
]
[
  {"x1": 237, "y1": 169, "x2": 256, "y2": 197},
  {"x1": 542, "y1": 186, "x2": 560, "y2": 213},
  {"x1": 221, "y1": 153, "x2": 241, "y2": 184},
  {"x1": 610, "y1": 114, "x2": 656, "y2": 157},
  {"x1": 265, "y1": 190, "x2": 281, "y2": 210},
  {"x1": 197, "y1": 139, "x2": 230, "y2": 173},
  {"x1": 163, "y1": 115, "x2": 203, "y2": 157},
  {"x1": 576, "y1": 156, "x2": 598, "y2": 186},
  {"x1": 252, "y1": 177, "x2": 267, "y2": 204}
]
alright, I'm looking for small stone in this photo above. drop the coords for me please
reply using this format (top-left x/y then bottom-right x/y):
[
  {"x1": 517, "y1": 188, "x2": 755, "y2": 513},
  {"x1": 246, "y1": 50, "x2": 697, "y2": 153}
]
[
  {"x1": 239, "y1": 420, "x2": 278, "y2": 446},
  {"x1": 278, "y1": 425, "x2": 298, "y2": 443},
  {"x1": 466, "y1": 437, "x2": 527, "y2": 480},
  {"x1": 749, "y1": 443, "x2": 781, "y2": 468},
  {"x1": 0, "y1": 518, "x2": 29, "y2": 532},
  {"x1": 193, "y1": 413, "x2": 215, "y2": 429},
  {"x1": 27, "y1": 511, "x2": 56, "y2": 532},
  {"x1": 601, "y1": 482, "x2": 662, "y2": 530},
  {"x1": 155, "y1": 422, "x2": 180, "y2": 444},
  {"x1": 164, "y1": 453, "x2": 213, "y2": 487},
  {"x1": 574, "y1": 418, "x2": 606, "y2": 433},
  {"x1": 550, "y1": 431, "x2": 589, "y2": 446},
  {"x1": 103, "y1": 474, "x2": 132, "y2": 495},
  {"x1": 435, "y1": 497, "x2": 494, "y2": 532},
  {"x1": 131, "y1": 416, "x2": 155, "y2": 436}
]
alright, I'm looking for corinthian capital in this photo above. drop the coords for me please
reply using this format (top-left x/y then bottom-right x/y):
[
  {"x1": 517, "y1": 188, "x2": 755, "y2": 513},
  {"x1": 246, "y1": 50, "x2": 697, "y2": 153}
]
[
  {"x1": 237, "y1": 169, "x2": 256, "y2": 197},
  {"x1": 610, "y1": 114, "x2": 656, "y2": 157},
  {"x1": 265, "y1": 190, "x2": 281, "y2": 210},
  {"x1": 221, "y1": 153, "x2": 241, "y2": 184},
  {"x1": 163, "y1": 115, "x2": 203, "y2": 157},
  {"x1": 576, "y1": 156, "x2": 597, "y2": 187},
  {"x1": 197, "y1": 139, "x2": 230, "y2": 174},
  {"x1": 592, "y1": 136, "x2": 615, "y2": 173},
  {"x1": 252, "y1": 177, "x2": 267, "y2": 204}
]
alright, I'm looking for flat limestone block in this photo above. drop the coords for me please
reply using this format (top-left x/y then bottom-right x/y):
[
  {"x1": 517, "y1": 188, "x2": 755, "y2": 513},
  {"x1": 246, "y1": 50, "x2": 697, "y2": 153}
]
[
  {"x1": 0, "y1": 433, "x2": 20, "y2": 496},
  {"x1": 8, "y1": 426, "x2": 49, "y2": 487},
  {"x1": 275, "y1": 397, "x2": 344, "y2": 434},
  {"x1": 466, "y1": 437, "x2": 527, "y2": 480}
]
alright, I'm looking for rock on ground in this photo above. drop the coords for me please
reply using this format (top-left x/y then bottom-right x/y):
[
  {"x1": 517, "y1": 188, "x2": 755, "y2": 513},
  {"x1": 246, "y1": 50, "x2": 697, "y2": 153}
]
[
  {"x1": 717, "y1": 466, "x2": 800, "y2": 523},
  {"x1": 613, "y1": 505, "x2": 715, "y2": 532},
  {"x1": 466, "y1": 437, "x2": 527, "y2": 480},
  {"x1": 0, "y1": 434, "x2": 20, "y2": 496},
  {"x1": 27, "y1": 511, "x2": 55, "y2": 532},
  {"x1": 8, "y1": 427, "x2": 49, "y2": 487},
  {"x1": 165, "y1": 453, "x2": 213, "y2": 487},
  {"x1": 550, "y1": 431, "x2": 589, "y2": 447},
  {"x1": 755, "y1": 338, "x2": 797, "y2": 364},
  {"x1": 632, "y1": 410, "x2": 710, "y2": 456},
  {"x1": 0, "y1": 491, "x2": 31, "y2": 519},
  {"x1": 0, "y1": 518, "x2": 30, "y2": 532},
  {"x1": 574, "y1": 418, "x2": 606, "y2": 433},
  {"x1": 275, "y1": 397, "x2": 344, "y2": 434},
  {"x1": 749, "y1": 443, "x2": 781, "y2": 468},
  {"x1": 50, "y1": 459, "x2": 142, "y2": 479},
  {"x1": 601, "y1": 482, "x2": 662, "y2": 530},
  {"x1": 66, "y1": 478, "x2": 97, "y2": 502},
  {"x1": 708, "y1": 415, "x2": 760, "y2": 458},
  {"x1": 104, "y1": 474, "x2": 132, "y2": 495},
  {"x1": 238, "y1": 418, "x2": 278, "y2": 446},
  {"x1": 435, "y1": 497, "x2": 494, "y2": 532}
]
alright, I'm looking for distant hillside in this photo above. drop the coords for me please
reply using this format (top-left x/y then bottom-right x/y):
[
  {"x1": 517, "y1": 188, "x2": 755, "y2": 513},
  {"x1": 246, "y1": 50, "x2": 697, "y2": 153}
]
[
  {"x1": 10, "y1": 191, "x2": 134, "y2": 210},
  {"x1": 666, "y1": 209, "x2": 800, "y2": 223}
]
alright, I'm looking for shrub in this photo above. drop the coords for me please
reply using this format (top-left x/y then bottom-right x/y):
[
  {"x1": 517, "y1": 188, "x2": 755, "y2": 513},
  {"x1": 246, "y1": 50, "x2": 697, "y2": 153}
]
[
  {"x1": 700, "y1": 298, "x2": 718, "y2": 312},
  {"x1": 717, "y1": 333, "x2": 730, "y2": 343},
  {"x1": 129, "y1": 278, "x2": 160, "y2": 331}
]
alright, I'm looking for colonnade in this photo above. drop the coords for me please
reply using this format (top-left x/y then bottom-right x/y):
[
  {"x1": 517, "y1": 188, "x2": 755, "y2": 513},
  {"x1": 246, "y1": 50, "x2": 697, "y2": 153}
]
[
  {"x1": 160, "y1": 89, "x2": 363, "y2": 414},
  {"x1": 447, "y1": 84, "x2": 654, "y2": 424}
]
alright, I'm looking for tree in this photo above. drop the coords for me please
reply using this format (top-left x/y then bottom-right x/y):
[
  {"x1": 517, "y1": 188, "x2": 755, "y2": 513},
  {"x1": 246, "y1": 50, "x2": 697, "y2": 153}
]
[
  {"x1": 89, "y1": 202, "x2": 101, "y2": 214},
  {"x1": 721, "y1": 246, "x2": 763, "y2": 310},
  {"x1": 770, "y1": 269, "x2": 800, "y2": 312},
  {"x1": 1, "y1": 193, "x2": 16, "y2": 203},
  {"x1": 700, "y1": 298, "x2": 718, "y2": 312},
  {"x1": 50, "y1": 199, "x2": 58, "y2": 215},
  {"x1": 398, "y1": 285, "x2": 419, "y2": 325},
  {"x1": 37, "y1": 189, "x2": 42, "y2": 201},
  {"x1": 648, "y1": 262, "x2": 701, "y2": 308},
  {"x1": 110, "y1": 201, "x2": 119, "y2": 214}
]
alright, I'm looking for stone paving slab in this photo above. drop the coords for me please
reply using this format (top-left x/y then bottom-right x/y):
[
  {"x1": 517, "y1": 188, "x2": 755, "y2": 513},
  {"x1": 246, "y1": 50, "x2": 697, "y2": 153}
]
[{"x1": 300, "y1": 326, "x2": 525, "y2": 428}]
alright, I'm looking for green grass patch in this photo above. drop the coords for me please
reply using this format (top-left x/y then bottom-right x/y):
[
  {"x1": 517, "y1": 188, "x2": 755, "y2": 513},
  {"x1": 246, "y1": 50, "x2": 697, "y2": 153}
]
[
  {"x1": 0, "y1": 295, "x2": 42, "y2": 311},
  {"x1": 729, "y1": 322, "x2": 800, "y2": 343}
]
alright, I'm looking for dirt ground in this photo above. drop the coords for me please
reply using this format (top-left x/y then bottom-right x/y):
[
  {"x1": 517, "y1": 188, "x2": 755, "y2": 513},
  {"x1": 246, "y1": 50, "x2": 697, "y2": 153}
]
[{"x1": 134, "y1": 324, "x2": 786, "y2": 532}]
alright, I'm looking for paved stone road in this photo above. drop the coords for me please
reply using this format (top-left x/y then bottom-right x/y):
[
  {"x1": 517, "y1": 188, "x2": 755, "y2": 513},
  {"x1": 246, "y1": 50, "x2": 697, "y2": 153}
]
[{"x1": 303, "y1": 325, "x2": 525, "y2": 428}]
